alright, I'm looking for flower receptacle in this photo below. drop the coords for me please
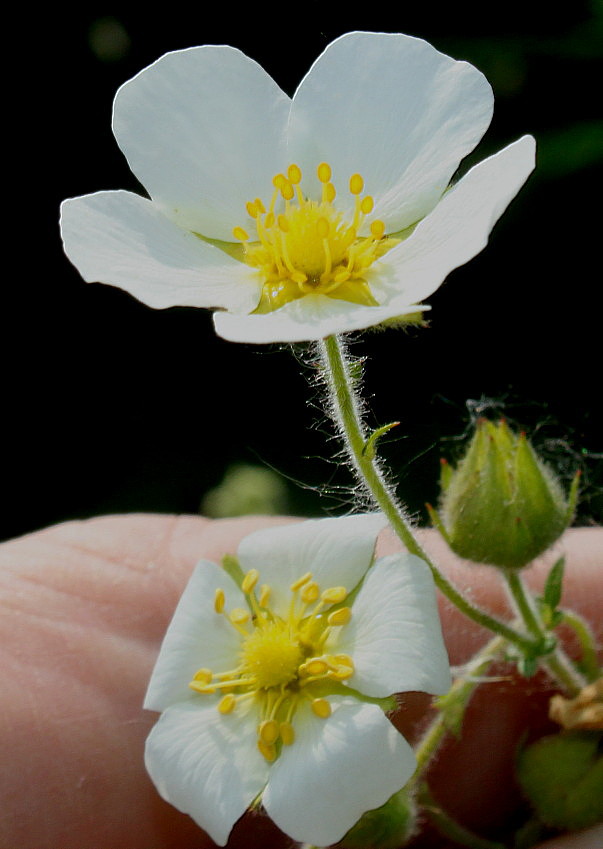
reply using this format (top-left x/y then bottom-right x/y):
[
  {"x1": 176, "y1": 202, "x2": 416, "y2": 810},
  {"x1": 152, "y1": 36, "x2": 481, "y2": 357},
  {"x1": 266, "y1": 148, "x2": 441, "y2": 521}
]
[{"x1": 434, "y1": 418, "x2": 575, "y2": 570}]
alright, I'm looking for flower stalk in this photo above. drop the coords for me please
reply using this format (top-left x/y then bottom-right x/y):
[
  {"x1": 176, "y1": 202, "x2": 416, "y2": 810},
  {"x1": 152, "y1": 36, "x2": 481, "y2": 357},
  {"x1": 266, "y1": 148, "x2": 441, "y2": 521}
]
[{"x1": 317, "y1": 334, "x2": 542, "y2": 655}]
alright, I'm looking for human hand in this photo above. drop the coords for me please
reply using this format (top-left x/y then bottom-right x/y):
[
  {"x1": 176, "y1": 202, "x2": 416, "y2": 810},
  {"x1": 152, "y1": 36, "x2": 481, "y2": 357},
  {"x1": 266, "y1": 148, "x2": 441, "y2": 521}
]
[{"x1": 1, "y1": 515, "x2": 601, "y2": 849}]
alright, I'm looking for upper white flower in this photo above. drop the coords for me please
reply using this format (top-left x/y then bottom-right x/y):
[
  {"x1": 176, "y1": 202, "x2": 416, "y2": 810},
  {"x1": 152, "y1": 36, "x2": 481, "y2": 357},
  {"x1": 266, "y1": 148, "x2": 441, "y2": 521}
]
[
  {"x1": 143, "y1": 514, "x2": 451, "y2": 846},
  {"x1": 60, "y1": 32, "x2": 535, "y2": 344}
]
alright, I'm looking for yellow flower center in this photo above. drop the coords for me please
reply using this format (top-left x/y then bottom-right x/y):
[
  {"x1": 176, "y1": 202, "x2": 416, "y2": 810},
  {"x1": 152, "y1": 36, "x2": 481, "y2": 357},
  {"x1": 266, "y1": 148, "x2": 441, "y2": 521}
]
[
  {"x1": 232, "y1": 163, "x2": 399, "y2": 314},
  {"x1": 189, "y1": 567, "x2": 355, "y2": 762}
]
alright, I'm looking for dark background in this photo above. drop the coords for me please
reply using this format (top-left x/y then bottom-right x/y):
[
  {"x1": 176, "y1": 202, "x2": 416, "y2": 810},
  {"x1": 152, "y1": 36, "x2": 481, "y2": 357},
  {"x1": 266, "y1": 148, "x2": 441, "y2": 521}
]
[{"x1": 4, "y1": 2, "x2": 602, "y2": 542}]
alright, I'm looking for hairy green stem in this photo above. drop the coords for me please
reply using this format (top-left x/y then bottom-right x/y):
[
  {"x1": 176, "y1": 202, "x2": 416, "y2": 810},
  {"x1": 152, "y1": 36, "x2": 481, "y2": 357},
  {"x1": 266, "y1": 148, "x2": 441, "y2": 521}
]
[
  {"x1": 318, "y1": 335, "x2": 539, "y2": 654},
  {"x1": 413, "y1": 635, "x2": 506, "y2": 777},
  {"x1": 505, "y1": 571, "x2": 585, "y2": 695}
]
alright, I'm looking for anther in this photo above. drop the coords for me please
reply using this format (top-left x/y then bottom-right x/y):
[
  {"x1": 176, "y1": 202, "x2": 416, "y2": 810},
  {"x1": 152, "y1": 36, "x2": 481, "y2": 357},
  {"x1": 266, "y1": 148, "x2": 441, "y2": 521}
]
[
  {"x1": 214, "y1": 588, "x2": 225, "y2": 614},
  {"x1": 242, "y1": 569, "x2": 259, "y2": 594},
  {"x1": 273, "y1": 173, "x2": 286, "y2": 190},
  {"x1": 280, "y1": 180, "x2": 295, "y2": 201},
  {"x1": 300, "y1": 659, "x2": 329, "y2": 677},
  {"x1": 229, "y1": 607, "x2": 251, "y2": 625},
  {"x1": 288, "y1": 164, "x2": 302, "y2": 184},
  {"x1": 259, "y1": 719, "x2": 280, "y2": 745},
  {"x1": 259, "y1": 584, "x2": 271, "y2": 607},
  {"x1": 328, "y1": 606, "x2": 352, "y2": 626},
  {"x1": 254, "y1": 197, "x2": 266, "y2": 214},
  {"x1": 312, "y1": 698, "x2": 332, "y2": 719},
  {"x1": 317, "y1": 162, "x2": 332, "y2": 183},
  {"x1": 232, "y1": 226, "x2": 249, "y2": 242},
  {"x1": 277, "y1": 214, "x2": 289, "y2": 232},
  {"x1": 360, "y1": 196, "x2": 374, "y2": 215},
  {"x1": 370, "y1": 220, "x2": 386, "y2": 239},
  {"x1": 280, "y1": 721, "x2": 295, "y2": 745},
  {"x1": 264, "y1": 212, "x2": 275, "y2": 229},
  {"x1": 246, "y1": 200, "x2": 258, "y2": 218},
  {"x1": 290, "y1": 572, "x2": 313, "y2": 592},
  {"x1": 192, "y1": 668, "x2": 213, "y2": 685},
  {"x1": 301, "y1": 581, "x2": 320, "y2": 604},
  {"x1": 218, "y1": 694, "x2": 237, "y2": 714},
  {"x1": 258, "y1": 740, "x2": 277, "y2": 762},
  {"x1": 324, "y1": 182, "x2": 336, "y2": 203},
  {"x1": 349, "y1": 173, "x2": 364, "y2": 195},
  {"x1": 321, "y1": 586, "x2": 347, "y2": 604}
]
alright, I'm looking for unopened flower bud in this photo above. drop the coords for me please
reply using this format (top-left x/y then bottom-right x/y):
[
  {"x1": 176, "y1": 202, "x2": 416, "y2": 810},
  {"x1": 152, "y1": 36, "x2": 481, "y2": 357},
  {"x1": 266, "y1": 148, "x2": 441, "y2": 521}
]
[
  {"x1": 336, "y1": 788, "x2": 417, "y2": 849},
  {"x1": 432, "y1": 418, "x2": 576, "y2": 570}
]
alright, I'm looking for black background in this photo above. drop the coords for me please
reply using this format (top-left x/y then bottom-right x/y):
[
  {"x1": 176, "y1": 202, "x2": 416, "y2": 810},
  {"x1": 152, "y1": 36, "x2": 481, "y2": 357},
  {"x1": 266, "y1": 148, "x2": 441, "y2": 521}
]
[{"x1": 4, "y1": 3, "x2": 602, "y2": 542}]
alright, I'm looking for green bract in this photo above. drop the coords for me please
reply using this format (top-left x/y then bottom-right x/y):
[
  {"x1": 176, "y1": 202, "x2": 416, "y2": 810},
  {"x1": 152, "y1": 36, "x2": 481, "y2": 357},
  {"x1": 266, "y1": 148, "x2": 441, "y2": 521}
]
[{"x1": 434, "y1": 419, "x2": 575, "y2": 570}]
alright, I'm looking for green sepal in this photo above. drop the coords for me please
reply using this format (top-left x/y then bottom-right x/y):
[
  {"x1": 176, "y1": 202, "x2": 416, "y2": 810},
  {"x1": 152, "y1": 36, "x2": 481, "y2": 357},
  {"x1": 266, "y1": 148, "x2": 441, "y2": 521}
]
[
  {"x1": 439, "y1": 458, "x2": 453, "y2": 491},
  {"x1": 517, "y1": 730, "x2": 603, "y2": 830},
  {"x1": 311, "y1": 679, "x2": 396, "y2": 713},
  {"x1": 536, "y1": 556, "x2": 566, "y2": 628},
  {"x1": 362, "y1": 421, "x2": 400, "y2": 460},
  {"x1": 220, "y1": 553, "x2": 245, "y2": 590},
  {"x1": 337, "y1": 787, "x2": 417, "y2": 849},
  {"x1": 543, "y1": 556, "x2": 565, "y2": 609}
]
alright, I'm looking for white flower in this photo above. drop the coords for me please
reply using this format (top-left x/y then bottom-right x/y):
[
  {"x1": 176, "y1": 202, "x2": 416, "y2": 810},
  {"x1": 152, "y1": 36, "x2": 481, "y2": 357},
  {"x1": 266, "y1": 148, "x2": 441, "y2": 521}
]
[
  {"x1": 143, "y1": 514, "x2": 451, "y2": 846},
  {"x1": 60, "y1": 32, "x2": 535, "y2": 344}
]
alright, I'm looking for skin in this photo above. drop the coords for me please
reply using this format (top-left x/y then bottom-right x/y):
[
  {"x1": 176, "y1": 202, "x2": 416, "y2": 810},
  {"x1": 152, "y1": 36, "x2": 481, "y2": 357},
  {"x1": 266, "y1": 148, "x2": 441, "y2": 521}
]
[{"x1": 0, "y1": 515, "x2": 601, "y2": 849}]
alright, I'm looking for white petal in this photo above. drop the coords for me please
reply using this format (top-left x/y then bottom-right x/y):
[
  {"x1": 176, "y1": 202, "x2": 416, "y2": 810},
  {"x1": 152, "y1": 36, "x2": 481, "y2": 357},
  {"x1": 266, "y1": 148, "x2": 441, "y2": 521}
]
[
  {"x1": 145, "y1": 698, "x2": 269, "y2": 846},
  {"x1": 380, "y1": 135, "x2": 536, "y2": 309},
  {"x1": 144, "y1": 561, "x2": 245, "y2": 712},
  {"x1": 236, "y1": 514, "x2": 385, "y2": 619},
  {"x1": 336, "y1": 554, "x2": 451, "y2": 698},
  {"x1": 288, "y1": 31, "x2": 493, "y2": 231},
  {"x1": 60, "y1": 190, "x2": 260, "y2": 311},
  {"x1": 214, "y1": 289, "x2": 428, "y2": 343},
  {"x1": 113, "y1": 46, "x2": 290, "y2": 240},
  {"x1": 263, "y1": 696, "x2": 415, "y2": 846}
]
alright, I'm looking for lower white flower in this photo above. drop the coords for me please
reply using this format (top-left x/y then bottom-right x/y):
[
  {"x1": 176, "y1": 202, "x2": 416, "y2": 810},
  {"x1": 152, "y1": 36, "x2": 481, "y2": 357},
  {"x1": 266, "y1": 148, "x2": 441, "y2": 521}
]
[{"x1": 144, "y1": 514, "x2": 451, "y2": 846}]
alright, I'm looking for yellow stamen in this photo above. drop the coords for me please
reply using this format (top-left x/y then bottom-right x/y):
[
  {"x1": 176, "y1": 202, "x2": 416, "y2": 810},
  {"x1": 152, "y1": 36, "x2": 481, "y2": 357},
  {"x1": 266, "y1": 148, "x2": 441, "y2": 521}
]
[
  {"x1": 301, "y1": 581, "x2": 320, "y2": 604},
  {"x1": 192, "y1": 668, "x2": 213, "y2": 684},
  {"x1": 214, "y1": 588, "x2": 225, "y2": 614},
  {"x1": 232, "y1": 226, "x2": 249, "y2": 242},
  {"x1": 349, "y1": 173, "x2": 364, "y2": 195},
  {"x1": 258, "y1": 739, "x2": 277, "y2": 762},
  {"x1": 321, "y1": 586, "x2": 347, "y2": 604},
  {"x1": 370, "y1": 219, "x2": 386, "y2": 239},
  {"x1": 291, "y1": 572, "x2": 313, "y2": 591},
  {"x1": 218, "y1": 693, "x2": 237, "y2": 714},
  {"x1": 360, "y1": 195, "x2": 374, "y2": 215},
  {"x1": 288, "y1": 164, "x2": 302, "y2": 184},
  {"x1": 259, "y1": 719, "x2": 280, "y2": 745},
  {"x1": 230, "y1": 607, "x2": 251, "y2": 625},
  {"x1": 242, "y1": 569, "x2": 259, "y2": 594},
  {"x1": 328, "y1": 607, "x2": 352, "y2": 626},
  {"x1": 300, "y1": 658, "x2": 329, "y2": 677},
  {"x1": 258, "y1": 584, "x2": 271, "y2": 608},
  {"x1": 317, "y1": 162, "x2": 332, "y2": 183},
  {"x1": 312, "y1": 698, "x2": 332, "y2": 719}
]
